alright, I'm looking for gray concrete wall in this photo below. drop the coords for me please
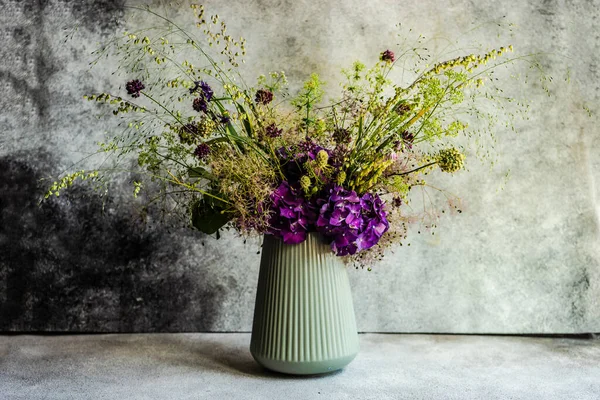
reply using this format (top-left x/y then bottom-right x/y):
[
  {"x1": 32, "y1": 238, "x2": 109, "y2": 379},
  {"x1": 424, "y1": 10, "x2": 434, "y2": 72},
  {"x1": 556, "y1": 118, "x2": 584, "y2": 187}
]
[{"x1": 0, "y1": 0, "x2": 599, "y2": 333}]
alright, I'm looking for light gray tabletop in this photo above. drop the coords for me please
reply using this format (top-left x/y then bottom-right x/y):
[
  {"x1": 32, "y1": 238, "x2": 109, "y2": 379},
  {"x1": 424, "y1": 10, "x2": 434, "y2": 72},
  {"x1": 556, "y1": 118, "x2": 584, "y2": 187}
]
[{"x1": 1, "y1": 333, "x2": 599, "y2": 399}]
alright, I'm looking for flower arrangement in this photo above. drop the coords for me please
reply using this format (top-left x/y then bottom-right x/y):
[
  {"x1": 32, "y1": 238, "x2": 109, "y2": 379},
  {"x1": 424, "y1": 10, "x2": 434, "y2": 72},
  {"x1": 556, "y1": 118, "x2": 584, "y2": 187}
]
[{"x1": 47, "y1": 5, "x2": 548, "y2": 267}]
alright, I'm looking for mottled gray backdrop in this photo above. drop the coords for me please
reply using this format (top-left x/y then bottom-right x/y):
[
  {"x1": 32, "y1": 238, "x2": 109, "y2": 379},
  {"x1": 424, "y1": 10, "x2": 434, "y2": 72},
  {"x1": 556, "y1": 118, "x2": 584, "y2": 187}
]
[{"x1": 0, "y1": 0, "x2": 599, "y2": 333}]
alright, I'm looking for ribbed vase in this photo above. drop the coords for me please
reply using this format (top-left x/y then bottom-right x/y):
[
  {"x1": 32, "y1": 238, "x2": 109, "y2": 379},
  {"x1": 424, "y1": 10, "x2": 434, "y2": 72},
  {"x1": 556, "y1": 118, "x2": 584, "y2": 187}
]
[{"x1": 250, "y1": 232, "x2": 359, "y2": 375}]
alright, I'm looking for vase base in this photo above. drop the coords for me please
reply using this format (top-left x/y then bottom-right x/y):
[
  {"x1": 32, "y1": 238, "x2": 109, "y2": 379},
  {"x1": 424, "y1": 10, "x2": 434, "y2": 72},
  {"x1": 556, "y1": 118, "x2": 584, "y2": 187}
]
[{"x1": 251, "y1": 352, "x2": 358, "y2": 375}]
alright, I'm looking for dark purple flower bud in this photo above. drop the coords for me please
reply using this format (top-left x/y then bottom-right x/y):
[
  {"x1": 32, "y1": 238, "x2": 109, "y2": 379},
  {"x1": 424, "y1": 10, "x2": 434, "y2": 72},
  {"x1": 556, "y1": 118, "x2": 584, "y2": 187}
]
[
  {"x1": 265, "y1": 123, "x2": 283, "y2": 138},
  {"x1": 402, "y1": 130, "x2": 414, "y2": 149},
  {"x1": 255, "y1": 89, "x2": 274, "y2": 105},
  {"x1": 194, "y1": 143, "x2": 211, "y2": 160},
  {"x1": 219, "y1": 114, "x2": 230, "y2": 124},
  {"x1": 333, "y1": 128, "x2": 351, "y2": 144},
  {"x1": 380, "y1": 49, "x2": 395, "y2": 63},
  {"x1": 193, "y1": 97, "x2": 208, "y2": 113},
  {"x1": 126, "y1": 79, "x2": 145, "y2": 98},
  {"x1": 395, "y1": 103, "x2": 411, "y2": 115}
]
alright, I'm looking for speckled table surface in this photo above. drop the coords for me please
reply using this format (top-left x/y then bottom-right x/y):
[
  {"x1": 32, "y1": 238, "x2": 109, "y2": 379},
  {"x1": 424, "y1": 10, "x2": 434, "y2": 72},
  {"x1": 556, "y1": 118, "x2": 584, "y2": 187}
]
[{"x1": 1, "y1": 333, "x2": 599, "y2": 399}]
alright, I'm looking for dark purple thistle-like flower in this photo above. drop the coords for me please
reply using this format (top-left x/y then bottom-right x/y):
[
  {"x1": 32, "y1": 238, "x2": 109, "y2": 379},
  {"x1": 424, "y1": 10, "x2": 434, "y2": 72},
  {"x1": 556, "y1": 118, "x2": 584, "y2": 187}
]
[
  {"x1": 333, "y1": 128, "x2": 351, "y2": 145},
  {"x1": 255, "y1": 89, "x2": 274, "y2": 105},
  {"x1": 380, "y1": 49, "x2": 395, "y2": 63},
  {"x1": 267, "y1": 181, "x2": 317, "y2": 244},
  {"x1": 316, "y1": 186, "x2": 389, "y2": 256},
  {"x1": 265, "y1": 123, "x2": 283, "y2": 138},
  {"x1": 194, "y1": 143, "x2": 211, "y2": 160},
  {"x1": 193, "y1": 97, "x2": 208, "y2": 113},
  {"x1": 189, "y1": 80, "x2": 214, "y2": 101},
  {"x1": 394, "y1": 131, "x2": 415, "y2": 151},
  {"x1": 199, "y1": 81, "x2": 214, "y2": 101},
  {"x1": 126, "y1": 79, "x2": 145, "y2": 98},
  {"x1": 401, "y1": 130, "x2": 414, "y2": 149}
]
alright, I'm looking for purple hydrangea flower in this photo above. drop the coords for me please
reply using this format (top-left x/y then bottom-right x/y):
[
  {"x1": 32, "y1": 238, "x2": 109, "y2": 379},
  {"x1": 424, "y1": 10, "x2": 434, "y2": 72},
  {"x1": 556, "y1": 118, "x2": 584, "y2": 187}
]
[
  {"x1": 255, "y1": 89, "x2": 274, "y2": 105},
  {"x1": 126, "y1": 79, "x2": 145, "y2": 98},
  {"x1": 267, "y1": 181, "x2": 317, "y2": 244},
  {"x1": 316, "y1": 186, "x2": 389, "y2": 256}
]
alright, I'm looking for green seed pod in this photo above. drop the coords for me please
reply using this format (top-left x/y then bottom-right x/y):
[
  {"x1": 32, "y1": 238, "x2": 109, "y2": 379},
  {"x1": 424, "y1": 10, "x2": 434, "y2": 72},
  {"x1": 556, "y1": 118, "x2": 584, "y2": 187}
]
[
  {"x1": 336, "y1": 171, "x2": 346, "y2": 186},
  {"x1": 300, "y1": 175, "x2": 311, "y2": 192},
  {"x1": 437, "y1": 147, "x2": 465, "y2": 173},
  {"x1": 315, "y1": 150, "x2": 329, "y2": 168},
  {"x1": 197, "y1": 118, "x2": 216, "y2": 138}
]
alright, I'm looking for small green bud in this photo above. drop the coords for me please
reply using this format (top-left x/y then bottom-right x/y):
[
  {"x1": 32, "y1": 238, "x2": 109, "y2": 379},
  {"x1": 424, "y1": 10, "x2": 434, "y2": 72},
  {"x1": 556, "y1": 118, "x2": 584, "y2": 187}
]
[
  {"x1": 315, "y1": 150, "x2": 329, "y2": 168},
  {"x1": 300, "y1": 175, "x2": 311, "y2": 192},
  {"x1": 437, "y1": 147, "x2": 465, "y2": 173},
  {"x1": 336, "y1": 171, "x2": 346, "y2": 185}
]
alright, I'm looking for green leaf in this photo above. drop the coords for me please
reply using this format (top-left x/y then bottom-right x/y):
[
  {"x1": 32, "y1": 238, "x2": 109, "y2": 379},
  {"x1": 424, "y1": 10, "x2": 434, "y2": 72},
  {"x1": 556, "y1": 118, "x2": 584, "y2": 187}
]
[
  {"x1": 187, "y1": 166, "x2": 215, "y2": 180},
  {"x1": 191, "y1": 199, "x2": 231, "y2": 235},
  {"x1": 234, "y1": 102, "x2": 254, "y2": 137}
]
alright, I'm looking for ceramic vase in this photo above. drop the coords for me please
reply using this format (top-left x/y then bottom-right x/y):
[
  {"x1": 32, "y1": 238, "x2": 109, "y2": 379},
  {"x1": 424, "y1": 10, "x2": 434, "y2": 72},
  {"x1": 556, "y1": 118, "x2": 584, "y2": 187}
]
[{"x1": 250, "y1": 232, "x2": 359, "y2": 375}]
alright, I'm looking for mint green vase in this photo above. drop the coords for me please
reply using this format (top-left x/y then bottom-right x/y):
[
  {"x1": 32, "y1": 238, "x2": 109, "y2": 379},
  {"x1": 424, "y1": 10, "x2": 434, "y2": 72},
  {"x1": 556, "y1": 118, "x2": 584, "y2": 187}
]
[{"x1": 250, "y1": 232, "x2": 360, "y2": 375}]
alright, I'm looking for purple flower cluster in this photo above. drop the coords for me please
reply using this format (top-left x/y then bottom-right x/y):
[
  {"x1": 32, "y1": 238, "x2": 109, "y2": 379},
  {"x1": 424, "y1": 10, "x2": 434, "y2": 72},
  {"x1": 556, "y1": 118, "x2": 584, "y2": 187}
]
[
  {"x1": 267, "y1": 181, "x2": 389, "y2": 255},
  {"x1": 316, "y1": 186, "x2": 389, "y2": 256},
  {"x1": 265, "y1": 123, "x2": 282, "y2": 138},
  {"x1": 267, "y1": 182, "x2": 316, "y2": 244},
  {"x1": 126, "y1": 79, "x2": 145, "y2": 98},
  {"x1": 380, "y1": 49, "x2": 395, "y2": 63},
  {"x1": 190, "y1": 80, "x2": 214, "y2": 100},
  {"x1": 194, "y1": 143, "x2": 211, "y2": 160},
  {"x1": 255, "y1": 89, "x2": 274, "y2": 105},
  {"x1": 192, "y1": 81, "x2": 213, "y2": 113}
]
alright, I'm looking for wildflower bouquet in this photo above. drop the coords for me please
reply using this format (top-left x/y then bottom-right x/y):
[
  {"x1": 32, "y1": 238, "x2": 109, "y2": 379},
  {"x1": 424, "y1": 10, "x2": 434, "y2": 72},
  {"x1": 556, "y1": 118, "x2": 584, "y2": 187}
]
[{"x1": 49, "y1": 5, "x2": 540, "y2": 266}]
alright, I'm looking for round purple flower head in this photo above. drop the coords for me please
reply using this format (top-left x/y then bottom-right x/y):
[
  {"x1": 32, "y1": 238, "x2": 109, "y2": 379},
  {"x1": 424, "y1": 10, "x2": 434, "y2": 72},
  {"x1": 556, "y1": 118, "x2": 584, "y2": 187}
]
[
  {"x1": 265, "y1": 123, "x2": 282, "y2": 138},
  {"x1": 126, "y1": 79, "x2": 145, "y2": 98},
  {"x1": 193, "y1": 97, "x2": 208, "y2": 113},
  {"x1": 191, "y1": 81, "x2": 213, "y2": 113},
  {"x1": 268, "y1": 181, "x2": 317, "y2": 244},
  {"x1": 380, "y1": 49, "x2": 395, "y2": 63},
  {"x1": 194, "y1": 143, "x2": 211, "y2": 160},
  {"x1": 255, "y1": 89, "x2": 274, "y2": 105},
  {"x1": 316, "y1": 186, "x2": 389, "y2": 256}
]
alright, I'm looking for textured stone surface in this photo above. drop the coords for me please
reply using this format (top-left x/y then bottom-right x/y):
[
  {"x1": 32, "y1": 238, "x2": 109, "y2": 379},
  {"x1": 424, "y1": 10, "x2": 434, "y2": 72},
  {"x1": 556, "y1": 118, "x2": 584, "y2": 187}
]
[
  {"x1": 1, "y1": 333, "x2": 599, "y2": 399},
  {"x1": 0, "y1": 0, "x2": 599, "y2": 333}
]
